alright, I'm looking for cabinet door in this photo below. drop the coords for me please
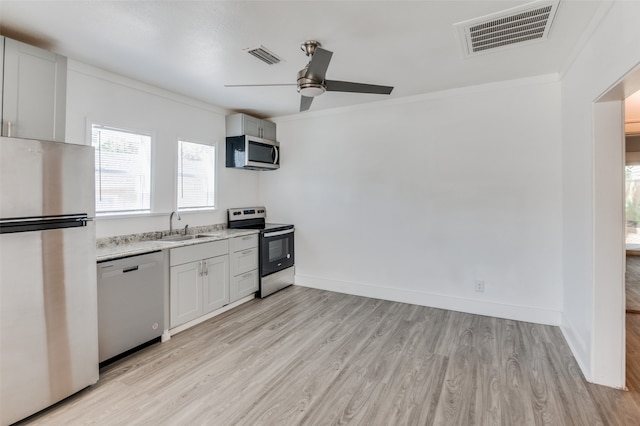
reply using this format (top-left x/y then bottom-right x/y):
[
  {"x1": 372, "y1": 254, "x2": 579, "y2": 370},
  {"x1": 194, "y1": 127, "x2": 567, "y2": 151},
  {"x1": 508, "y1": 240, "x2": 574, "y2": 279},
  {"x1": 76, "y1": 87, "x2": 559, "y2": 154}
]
[
  {"x1": 230, "y1": 270, "x2": 259, "y2": 303},
  {"x1": 202, "y1": 255, "x2": 229, "y2": 314},
  {"x1": 261, "y1": 120, "x2": 276, "y2": 140},
  {"x1": 2, "y1": 38, "x2": 67, "y2": 142},
  {"x1": 242, "y1": 115, "x2": 261, "y2": 138},
  {"x1": 170, "y1": 261, "x2": 203, "y2": 328}
]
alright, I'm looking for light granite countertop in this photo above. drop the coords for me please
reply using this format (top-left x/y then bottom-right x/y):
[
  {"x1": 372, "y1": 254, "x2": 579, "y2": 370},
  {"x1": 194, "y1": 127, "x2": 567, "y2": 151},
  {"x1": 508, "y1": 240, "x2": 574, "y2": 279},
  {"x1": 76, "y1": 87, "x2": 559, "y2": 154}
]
[{"x1": 96, "y1": 228, "x2": 260, "y2": 262}]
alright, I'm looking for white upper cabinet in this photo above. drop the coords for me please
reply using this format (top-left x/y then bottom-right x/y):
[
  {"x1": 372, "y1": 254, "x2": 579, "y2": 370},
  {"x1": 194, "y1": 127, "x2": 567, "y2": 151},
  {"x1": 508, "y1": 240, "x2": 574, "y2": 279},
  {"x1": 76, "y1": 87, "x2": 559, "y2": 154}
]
[
  {"x1": 2, "y1": 37, "x2": 67, "y2": 142},
  {"x1": 226, "y1": 113, "x2": 276, "y2": 140},
  {"x1": 261, "y1": 120, "x2": 276, "y2": 141}
]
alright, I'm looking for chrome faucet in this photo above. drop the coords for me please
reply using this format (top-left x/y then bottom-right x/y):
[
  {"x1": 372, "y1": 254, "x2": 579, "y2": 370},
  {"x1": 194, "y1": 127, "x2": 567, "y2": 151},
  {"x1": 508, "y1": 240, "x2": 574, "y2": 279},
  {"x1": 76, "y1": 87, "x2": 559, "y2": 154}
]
[{"x1": 169, "y1": 211, "x2": 181, "y2": 234}]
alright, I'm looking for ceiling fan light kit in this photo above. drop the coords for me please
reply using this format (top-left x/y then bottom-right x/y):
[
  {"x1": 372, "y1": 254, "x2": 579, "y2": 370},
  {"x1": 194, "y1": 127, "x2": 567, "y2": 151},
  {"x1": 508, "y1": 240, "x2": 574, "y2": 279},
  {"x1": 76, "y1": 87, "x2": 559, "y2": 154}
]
[{"x1": 297, "y1": 68, "x2": 326, "y2": 97}]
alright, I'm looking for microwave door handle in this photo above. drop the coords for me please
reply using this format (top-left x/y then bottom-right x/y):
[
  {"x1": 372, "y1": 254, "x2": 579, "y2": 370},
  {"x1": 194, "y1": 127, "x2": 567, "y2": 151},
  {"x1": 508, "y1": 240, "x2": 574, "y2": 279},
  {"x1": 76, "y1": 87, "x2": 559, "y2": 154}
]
[{"x1": 272, "y1": 146, "x2": 279, "y2": 165}]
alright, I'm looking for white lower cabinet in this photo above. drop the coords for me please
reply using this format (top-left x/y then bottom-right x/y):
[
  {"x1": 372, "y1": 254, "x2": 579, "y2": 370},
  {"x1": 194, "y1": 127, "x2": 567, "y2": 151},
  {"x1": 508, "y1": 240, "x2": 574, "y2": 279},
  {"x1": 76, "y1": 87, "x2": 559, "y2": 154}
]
[
  {"x1": 202, "y1": 256, "x2": 229, "y2": 314},
  {"x1": 168, "y1": 235, "x2": 259, "y2": 331},
  {"x1": 169, "y1": 240, "x2": 229, "y2": 328},
  {"x1": 231, "y1": 270, "x2": 259, "y2": 302},
  {"x1": 230, "y1": 235, "x2": 259, "y2": 303},
  {"x1": 170, "y1": 261, "x2": 203, "y2": 327}
]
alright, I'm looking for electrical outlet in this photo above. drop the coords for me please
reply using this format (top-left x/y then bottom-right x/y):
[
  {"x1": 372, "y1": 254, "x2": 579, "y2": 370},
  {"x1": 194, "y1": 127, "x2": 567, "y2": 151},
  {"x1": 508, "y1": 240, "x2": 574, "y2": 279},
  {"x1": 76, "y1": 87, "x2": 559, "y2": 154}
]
[{"x1": 475, "y1": 280, "x2": 485, "y2": 293}]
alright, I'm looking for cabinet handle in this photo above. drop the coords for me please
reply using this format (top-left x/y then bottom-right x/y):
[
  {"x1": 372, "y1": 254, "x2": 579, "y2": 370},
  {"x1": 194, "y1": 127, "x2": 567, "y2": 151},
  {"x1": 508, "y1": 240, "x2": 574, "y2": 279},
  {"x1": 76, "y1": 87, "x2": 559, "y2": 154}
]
[
  {"x1": 198, "y1": 261, "x2": 203, "y2": 276},
  {"x1": 242, "y1": 250, "x2": 252, "y2": 255},
  {"x1": 7, "y1": 121, "x2": 12, "y2": 138},
  {"x1": 242, "y1": 272, "x2": 253, "y2": 278},
  {"x1": 204, "y1": 262, "x2": 209, "y2": 276}
]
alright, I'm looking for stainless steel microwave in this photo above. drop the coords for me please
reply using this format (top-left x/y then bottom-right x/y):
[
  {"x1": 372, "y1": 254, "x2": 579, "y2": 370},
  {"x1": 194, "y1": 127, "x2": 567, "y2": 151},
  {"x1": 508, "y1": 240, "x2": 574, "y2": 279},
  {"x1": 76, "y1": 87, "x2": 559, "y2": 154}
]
[{"x1": 226, "y1": 135, "x2": 279, "y2": 170}]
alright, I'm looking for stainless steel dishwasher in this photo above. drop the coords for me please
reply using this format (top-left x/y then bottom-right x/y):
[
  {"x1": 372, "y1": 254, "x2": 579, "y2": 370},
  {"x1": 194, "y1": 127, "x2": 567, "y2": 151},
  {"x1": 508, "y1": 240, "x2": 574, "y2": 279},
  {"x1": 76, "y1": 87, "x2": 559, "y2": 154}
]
[{"x1": 97, "y1": 250, "x2": 165, "y2": 365}]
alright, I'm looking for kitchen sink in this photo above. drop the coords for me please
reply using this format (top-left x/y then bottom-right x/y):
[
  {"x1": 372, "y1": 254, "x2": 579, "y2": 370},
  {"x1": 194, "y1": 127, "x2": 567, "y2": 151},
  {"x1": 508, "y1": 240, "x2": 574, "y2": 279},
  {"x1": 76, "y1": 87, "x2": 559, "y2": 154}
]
[
  {"x1": 156, "y1": 234, "x2": 209, "y2": 242},
  {"x1": 195, "y1": 232, "x2": 224, "y2": 238}
]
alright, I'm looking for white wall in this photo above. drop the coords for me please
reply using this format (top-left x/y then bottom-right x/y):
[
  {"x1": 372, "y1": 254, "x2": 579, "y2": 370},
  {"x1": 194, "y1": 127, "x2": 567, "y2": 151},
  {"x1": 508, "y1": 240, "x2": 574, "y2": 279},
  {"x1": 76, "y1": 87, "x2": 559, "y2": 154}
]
[
  {"x1": 561, "y1": 0, "x2": 640, "y2": 388},
  {"x1": 264, "y1": 75, "x2": 563, "y2": 325},
  {"x1": 65, "y1": 61, "x2": 260, "y2": 238}
]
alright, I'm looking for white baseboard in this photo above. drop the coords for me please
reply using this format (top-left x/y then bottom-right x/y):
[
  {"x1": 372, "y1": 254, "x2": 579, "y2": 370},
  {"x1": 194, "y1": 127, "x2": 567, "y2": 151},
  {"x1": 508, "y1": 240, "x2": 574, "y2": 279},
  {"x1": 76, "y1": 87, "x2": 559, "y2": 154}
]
[
  {"x1": 560, "y1": 312, "x2": 592, "y2": 383},
  {"x1": 167, "y1": 294, "x2": 255, "y2": 338},
  {"x1": 295, "y1": 274, "x2": 562, "y2": 326}
]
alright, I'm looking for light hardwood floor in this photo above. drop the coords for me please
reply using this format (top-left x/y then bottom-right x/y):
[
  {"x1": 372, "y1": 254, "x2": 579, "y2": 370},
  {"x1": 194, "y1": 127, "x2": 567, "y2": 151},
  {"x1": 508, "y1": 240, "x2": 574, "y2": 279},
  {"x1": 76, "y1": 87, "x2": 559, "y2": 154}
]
[
  {"x1": 17, "y1": 286, "x2": 640, "y2": 425},
  {"x1": 626, "y1": 255, "x2": 640, "y2": 313}
]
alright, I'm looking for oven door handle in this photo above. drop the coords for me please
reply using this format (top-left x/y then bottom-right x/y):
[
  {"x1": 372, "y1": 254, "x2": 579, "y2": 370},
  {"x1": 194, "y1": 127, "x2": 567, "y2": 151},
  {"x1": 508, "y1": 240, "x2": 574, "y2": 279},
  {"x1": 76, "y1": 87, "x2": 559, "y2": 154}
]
[{"x1": 263, "y1": 228, "x2": 294, "y2": 238}]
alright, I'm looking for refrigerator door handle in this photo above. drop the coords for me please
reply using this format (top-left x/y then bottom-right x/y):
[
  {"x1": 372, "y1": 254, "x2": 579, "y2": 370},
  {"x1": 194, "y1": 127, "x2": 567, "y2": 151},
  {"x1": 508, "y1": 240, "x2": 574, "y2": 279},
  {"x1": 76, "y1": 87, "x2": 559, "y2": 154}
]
[{"x1": 0, "y1": 214, "x2": 92, "y2": 234}]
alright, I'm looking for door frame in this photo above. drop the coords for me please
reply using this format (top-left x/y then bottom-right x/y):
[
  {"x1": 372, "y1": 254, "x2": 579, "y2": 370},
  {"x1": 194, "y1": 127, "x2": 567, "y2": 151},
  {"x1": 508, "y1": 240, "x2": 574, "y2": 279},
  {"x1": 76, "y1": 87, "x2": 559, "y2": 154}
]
[{"x1": 592, "y1": 64, "x2": 640, "y2": 387}]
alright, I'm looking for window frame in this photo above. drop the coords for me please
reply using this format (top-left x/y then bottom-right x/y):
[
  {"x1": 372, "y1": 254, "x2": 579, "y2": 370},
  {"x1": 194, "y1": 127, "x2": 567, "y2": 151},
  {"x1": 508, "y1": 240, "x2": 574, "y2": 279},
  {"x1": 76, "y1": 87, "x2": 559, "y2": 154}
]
[{"x1": 90, "y1": 122, "x2": 154, "y2": 216}]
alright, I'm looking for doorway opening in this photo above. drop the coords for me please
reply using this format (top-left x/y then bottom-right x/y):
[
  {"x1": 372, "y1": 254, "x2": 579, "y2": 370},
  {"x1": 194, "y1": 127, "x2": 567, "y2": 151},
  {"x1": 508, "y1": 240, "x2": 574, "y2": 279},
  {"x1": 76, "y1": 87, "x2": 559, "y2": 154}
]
[
  {"x1": 625, "y1": 91, "x2": 640, "y2": 318},
  {"x1": 592, "y1": 62, "x2": 640, "y2": 389},
  {"x1": 624, "y1": 90, "x2": 640, "y2": 256}
]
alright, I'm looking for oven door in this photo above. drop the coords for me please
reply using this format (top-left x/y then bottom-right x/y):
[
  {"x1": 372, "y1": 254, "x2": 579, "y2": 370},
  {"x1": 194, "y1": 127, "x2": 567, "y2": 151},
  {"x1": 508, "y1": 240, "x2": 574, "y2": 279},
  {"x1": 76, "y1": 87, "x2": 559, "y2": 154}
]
[{"x1": 261, "y1": 228, "x2": 294, "y2": 276}]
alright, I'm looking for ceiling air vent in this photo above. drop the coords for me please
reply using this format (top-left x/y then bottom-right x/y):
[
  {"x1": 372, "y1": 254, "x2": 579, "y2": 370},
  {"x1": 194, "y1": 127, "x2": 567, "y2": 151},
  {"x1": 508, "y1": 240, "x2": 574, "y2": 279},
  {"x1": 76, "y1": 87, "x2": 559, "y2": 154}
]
[
  {"x1": 245, "y1": 45, "x2": 282, "y2": 65},
  {"x1": 454, "y1": 0, "x2": 560, "y2": 57}
]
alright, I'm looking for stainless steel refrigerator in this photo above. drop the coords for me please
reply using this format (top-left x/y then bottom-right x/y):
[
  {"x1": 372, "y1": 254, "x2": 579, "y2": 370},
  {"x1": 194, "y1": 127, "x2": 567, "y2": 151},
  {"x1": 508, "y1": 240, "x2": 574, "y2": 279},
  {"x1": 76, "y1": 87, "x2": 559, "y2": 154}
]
[{"x1": 0, "y1": 136, "x2": 99, "y2": 425}]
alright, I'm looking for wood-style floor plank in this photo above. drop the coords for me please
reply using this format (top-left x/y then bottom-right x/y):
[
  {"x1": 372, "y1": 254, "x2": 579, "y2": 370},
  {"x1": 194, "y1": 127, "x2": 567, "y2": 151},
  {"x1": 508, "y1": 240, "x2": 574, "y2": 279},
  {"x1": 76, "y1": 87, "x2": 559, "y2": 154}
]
[
  {"x1": 17, "y1": 286, "x2": 640, "y2": 425},
  {"x1": 626, "y1": 255, "x2": 640, "y2": 312}
]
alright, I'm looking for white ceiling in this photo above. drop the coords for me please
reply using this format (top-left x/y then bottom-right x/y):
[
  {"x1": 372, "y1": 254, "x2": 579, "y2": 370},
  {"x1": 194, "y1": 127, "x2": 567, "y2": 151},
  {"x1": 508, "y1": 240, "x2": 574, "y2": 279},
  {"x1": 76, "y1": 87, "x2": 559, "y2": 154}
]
[{"x1": 0, "y1": 0, "x2": 605, "y2": 118}]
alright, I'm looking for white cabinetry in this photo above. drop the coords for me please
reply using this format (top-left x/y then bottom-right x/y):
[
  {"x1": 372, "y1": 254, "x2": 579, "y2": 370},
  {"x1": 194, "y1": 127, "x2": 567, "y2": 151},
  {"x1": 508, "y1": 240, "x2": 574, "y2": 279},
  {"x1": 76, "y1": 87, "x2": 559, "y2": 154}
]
[
  {"x1": 202, "y1": 256, "x2": 229, "y2": 313},
  {"x1": 169, "y1": 240, "x2": 229, "y2": 328},
  {"x1": 230, "y1": 234, "x2": 259, "y2": 302},
  {"x1": 226, "y1": 113, "x2": 276, "y2": 140},
  {"x1": 1, "y1": 37, "x2": 67, "y2": 142},
  {"x1": 170, "y1": 261, "x2": 202, "y2": 326}
]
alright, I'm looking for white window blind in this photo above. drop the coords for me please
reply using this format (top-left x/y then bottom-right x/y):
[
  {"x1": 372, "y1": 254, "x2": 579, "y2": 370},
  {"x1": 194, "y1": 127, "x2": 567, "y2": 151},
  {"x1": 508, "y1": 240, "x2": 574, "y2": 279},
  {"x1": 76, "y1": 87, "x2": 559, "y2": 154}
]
[
  {"x1": 92, "y1": 125, "x2": 151, "y2": 214},
  {"x1": 177, "y1": 140, "x2": 215, "y2": 210}
]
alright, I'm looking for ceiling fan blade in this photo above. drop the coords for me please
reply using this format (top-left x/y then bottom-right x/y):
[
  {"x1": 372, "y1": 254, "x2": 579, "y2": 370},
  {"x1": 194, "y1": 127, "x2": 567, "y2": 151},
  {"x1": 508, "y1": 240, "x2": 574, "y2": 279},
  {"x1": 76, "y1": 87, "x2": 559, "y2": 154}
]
[
  {"x1": 224, "y1": 83, "x2": 296, "y2": 87},
  {"x1": 300, "y1": 95, "x2": 314, "y2": 112},
  {"x1": 325, "y1": 80, "x2": 393, "y2": 95},
  {"x1": 305, "y1": 47, "x2": 333, "y2": 81}
]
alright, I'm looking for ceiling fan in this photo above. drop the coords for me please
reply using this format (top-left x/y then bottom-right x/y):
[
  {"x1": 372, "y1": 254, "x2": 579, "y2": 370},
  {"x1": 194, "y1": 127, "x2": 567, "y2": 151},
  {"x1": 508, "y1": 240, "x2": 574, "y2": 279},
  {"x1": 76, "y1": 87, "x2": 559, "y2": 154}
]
[{"x1": 225, "y1": 40, "x2": 394, "y2": 112}]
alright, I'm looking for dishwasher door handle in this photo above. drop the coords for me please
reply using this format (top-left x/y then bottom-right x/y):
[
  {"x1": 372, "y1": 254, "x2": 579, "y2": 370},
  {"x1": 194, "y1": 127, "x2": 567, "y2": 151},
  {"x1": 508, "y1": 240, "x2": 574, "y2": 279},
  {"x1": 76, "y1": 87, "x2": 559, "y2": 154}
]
[{"x1": 100, "y1": 261, "x2": 158, "y2": 279}]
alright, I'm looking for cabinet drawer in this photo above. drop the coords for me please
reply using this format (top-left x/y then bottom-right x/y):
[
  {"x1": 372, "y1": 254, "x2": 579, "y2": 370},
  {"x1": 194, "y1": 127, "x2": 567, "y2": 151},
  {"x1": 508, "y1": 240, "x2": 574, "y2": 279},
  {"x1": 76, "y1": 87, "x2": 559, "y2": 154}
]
[
  {"x1": 231, "y1": 247, "x2": 258, "y2": 276},
  {"x1": 230, "y1": 269, "x2": 259, "y2": 302},
  {"x1": 231, "y1": 234, "x2": 258, "y2": 252},
  {"x1": 170, "y1": 240, "x2": 229, "y2": 266}
]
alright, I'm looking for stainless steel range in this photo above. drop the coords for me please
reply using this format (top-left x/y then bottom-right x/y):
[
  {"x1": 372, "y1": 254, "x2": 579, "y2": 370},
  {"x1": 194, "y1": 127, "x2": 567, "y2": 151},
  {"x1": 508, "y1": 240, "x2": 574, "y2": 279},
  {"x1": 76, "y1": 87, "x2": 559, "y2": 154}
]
[{"x1": 228, "y1": 207, "x2": 294, "y2": 298}]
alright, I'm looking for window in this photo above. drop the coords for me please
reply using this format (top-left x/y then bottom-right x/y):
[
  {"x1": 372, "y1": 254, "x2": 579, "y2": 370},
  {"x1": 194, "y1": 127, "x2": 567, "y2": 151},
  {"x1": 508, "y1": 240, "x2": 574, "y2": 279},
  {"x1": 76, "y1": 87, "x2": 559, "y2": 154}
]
[
  {"x1": 92, "y1": 125, "x2": 151, "y2": 214},
  {"x1": 177, "y1": 140, "x2": 216, "y2": 210}
]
